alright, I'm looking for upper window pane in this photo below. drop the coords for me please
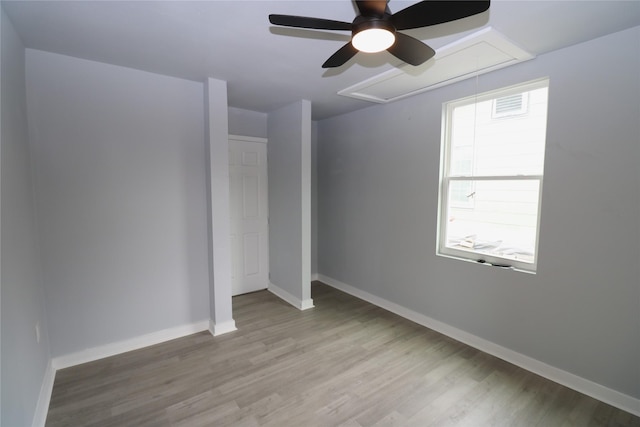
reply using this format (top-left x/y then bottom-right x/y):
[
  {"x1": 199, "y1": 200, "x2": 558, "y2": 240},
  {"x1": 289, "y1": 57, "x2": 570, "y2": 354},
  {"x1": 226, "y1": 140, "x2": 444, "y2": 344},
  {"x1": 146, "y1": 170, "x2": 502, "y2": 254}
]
[{"x1": 449, "y1": 85, "x2": 549, "y2": 177}]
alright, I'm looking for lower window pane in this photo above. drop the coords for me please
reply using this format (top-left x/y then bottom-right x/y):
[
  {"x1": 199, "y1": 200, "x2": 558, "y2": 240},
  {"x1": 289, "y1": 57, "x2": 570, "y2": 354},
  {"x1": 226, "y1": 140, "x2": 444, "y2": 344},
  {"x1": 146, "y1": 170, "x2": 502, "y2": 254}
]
[{"x1": 445, "y1": 179, "x2": 541, "y2": 263}]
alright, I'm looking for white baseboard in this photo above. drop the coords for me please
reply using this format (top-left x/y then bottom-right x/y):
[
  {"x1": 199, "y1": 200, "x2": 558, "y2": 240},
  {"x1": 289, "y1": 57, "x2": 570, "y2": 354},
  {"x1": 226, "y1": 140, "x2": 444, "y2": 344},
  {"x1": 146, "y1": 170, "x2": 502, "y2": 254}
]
[
  {"x1": 300, "y1": 298, "x2": 315, "y2": 310},
  {"x1": 52, "y1": 320, "x2": 209, "y2": 370},
  {"x1": 268, "y1": 282, "x2": 314, "y2": 311},
  {"x1": 311, "y1": 273, "x2": 319, "y2": 281},
  {"x1": 209, "y1": 319, "x2": 237, "y2": 336},
  {"x1": 317, "y1": 274, "x2": 640, "y2": 417},
  {"x1": 32, "y1": 360, "x2": 56, "y2": 427}
]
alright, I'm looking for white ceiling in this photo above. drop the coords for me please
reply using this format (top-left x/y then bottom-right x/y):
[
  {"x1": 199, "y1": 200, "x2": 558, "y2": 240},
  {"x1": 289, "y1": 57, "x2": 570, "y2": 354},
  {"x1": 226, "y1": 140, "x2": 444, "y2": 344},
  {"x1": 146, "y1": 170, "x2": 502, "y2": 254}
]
[{"x1": 3, "y1": 0, "x2": 640, "y2": 120}]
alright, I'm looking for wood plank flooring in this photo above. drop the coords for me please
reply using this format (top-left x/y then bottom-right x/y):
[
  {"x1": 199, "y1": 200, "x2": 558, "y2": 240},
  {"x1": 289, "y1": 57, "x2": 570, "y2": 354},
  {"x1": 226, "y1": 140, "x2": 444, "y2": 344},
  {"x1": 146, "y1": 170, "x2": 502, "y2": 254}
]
[{"x1": 46, "y1": 282, "x2": 640, "y2": 426}]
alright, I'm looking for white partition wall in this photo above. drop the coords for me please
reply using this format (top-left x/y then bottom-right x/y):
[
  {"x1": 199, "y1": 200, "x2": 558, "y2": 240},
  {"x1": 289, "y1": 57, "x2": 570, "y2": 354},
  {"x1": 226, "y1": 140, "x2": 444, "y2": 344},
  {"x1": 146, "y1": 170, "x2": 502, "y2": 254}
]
[
  {"x1": 267, "y1": 100, "x2": 313, "y2": 310},
  {"x1": 204, "y1": 78, "x2": 236, "y2": 336}
]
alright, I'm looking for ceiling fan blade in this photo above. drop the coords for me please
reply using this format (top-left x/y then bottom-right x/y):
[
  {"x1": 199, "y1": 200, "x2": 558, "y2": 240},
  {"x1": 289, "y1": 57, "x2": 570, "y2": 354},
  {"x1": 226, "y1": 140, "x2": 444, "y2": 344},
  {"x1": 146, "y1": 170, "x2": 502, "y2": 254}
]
[
  {"x1": 392, "y1": 1, "x2": 490, "y2": 30},
  {"x1": 269, "y1": 14, "x2": 352, "y2": 31},
  {"x1": 355, "y1": 0, "x2": 389, "y2": 17},
  {"x1": 322, "y1": 42, "x2": 359, "y2": 68},
  {"x1": 386, "y1": 32, "x2": 435, "y2": 66}
]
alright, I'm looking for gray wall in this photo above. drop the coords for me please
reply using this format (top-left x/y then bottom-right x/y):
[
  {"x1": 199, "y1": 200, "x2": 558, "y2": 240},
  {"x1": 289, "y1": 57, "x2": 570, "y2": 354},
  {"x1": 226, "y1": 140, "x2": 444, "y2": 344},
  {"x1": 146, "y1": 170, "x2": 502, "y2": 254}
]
[
  {"x1": 267, "y1": 100, "x2": 312, "y2": 302},
  {"x1": 26, "y1": 50, "x2": 210, "y2": 357},
  {"x1": 1, "y1": 11, "x2": 51, "y2": 426},
  {"x1": 228, "y1": 106, "x2": 267, "y2": 138},
  {"x1": 317, "y1": 26, "x2": 640, "y2": 399}
]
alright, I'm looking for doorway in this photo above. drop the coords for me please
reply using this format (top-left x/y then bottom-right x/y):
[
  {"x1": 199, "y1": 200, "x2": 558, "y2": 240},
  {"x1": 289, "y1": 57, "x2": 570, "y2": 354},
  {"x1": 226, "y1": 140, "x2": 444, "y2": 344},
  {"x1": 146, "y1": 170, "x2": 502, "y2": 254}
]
[{"x1": 229, "y1": 135, "x2": 269, "y2": 296}]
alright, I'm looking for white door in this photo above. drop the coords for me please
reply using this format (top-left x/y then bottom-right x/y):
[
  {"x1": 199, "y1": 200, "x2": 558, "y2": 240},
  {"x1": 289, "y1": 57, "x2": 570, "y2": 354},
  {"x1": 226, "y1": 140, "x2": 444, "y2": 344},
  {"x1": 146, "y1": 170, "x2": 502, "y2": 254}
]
[{"x1": 229, "y1": 136, "x2": 269, "y2": 296}]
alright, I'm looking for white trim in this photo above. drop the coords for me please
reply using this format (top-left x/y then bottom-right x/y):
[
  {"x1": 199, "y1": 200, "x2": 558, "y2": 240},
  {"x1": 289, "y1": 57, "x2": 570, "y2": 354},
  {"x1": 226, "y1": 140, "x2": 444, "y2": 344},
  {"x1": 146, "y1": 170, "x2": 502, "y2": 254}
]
[
  {"x1": 228, "y1": 134, "x2": 268, "y2": 144},
  {"x1": 52, "y1": 321, "x2": 209, "y2": 370},
  {"x1": 209, "y1": 319, "x2": 237, "y2": 337},
  {"x1": 31, "y1": 360, "x2": 55, "y2": 427},
  {"x1": 317, "y1": 274, "x2": 640, "y2": 417},
  {"x1": 269, "y1": 282, "x2": 314, "y2": 311},
  {"x1": 299, "y1": 298, "x2": 315, "y2": 311},
  {"x1": 311, "y1": 273, "x2": 319, "y2": 282}
]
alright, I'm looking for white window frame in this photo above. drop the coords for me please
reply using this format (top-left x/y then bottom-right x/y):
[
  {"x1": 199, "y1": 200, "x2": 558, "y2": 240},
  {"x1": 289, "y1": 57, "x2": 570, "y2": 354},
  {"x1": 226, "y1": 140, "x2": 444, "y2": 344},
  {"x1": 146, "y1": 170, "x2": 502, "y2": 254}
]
[{"x1": 437, "y1": 78, "x2": 549, "y2": 273}]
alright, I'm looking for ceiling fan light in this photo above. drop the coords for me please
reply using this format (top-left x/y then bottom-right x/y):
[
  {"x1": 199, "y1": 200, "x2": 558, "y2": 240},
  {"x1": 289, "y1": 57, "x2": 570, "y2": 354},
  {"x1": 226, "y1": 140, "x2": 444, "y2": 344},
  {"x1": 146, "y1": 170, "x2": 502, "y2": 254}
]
[{"x1": 352, "y1": 28, "x2": 395, "y2": 53}]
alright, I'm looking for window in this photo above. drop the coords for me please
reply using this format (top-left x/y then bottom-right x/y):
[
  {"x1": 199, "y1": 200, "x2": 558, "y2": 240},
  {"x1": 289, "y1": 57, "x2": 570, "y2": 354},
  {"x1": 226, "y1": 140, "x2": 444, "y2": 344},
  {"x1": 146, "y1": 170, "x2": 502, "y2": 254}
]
[{"x1": 437, "y1": 79, "x2": 549, "y2": 273}]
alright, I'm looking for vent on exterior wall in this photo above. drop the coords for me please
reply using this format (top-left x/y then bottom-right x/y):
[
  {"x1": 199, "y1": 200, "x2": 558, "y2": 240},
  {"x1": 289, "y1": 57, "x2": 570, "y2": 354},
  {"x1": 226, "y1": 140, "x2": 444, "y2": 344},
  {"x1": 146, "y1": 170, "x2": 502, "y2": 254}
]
[
  {"x1": 338, "y1": 27, "x2": 534, "y2": 104},
  {"x1": 493, "y1": 93, "x2": 528, "y2": 118}
]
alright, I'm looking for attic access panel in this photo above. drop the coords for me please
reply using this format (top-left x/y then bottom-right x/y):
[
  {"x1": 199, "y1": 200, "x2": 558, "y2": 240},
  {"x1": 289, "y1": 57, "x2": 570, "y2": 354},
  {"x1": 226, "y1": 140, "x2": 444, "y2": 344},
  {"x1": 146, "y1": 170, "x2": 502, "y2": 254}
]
[{"x1": 338, "y1": 27, "x2": 534, "y2": 103}]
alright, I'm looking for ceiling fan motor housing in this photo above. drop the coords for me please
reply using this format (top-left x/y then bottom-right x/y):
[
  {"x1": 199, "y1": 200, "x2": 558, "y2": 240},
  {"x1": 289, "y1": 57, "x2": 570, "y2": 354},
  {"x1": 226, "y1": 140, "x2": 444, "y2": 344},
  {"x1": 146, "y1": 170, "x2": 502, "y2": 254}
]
[{"x1": 352, "y1": 14, "x2": 395, "y2": 34}]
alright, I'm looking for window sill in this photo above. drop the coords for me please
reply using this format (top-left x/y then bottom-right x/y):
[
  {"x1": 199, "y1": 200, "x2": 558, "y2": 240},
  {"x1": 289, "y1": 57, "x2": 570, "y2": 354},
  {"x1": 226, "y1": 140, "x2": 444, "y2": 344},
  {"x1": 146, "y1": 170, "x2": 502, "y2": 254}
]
[{"x1": 436, "y1": 251, "x2": 537, "y2": 275}]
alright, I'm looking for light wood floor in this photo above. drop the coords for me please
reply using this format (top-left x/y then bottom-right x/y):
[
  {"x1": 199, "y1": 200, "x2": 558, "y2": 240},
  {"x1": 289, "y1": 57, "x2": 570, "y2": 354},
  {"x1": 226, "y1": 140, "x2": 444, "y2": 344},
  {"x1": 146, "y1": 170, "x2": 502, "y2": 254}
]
[{"x1": 46, "y1": 282, "x2": 640, "y2": 427}]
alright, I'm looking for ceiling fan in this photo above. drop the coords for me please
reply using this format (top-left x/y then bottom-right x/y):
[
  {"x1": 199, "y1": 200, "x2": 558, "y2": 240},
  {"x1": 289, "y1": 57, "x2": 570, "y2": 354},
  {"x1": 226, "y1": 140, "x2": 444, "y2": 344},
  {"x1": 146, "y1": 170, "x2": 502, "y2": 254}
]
[{"x1": 269, "y1": 0, "x2": 490, "y2": 68}]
